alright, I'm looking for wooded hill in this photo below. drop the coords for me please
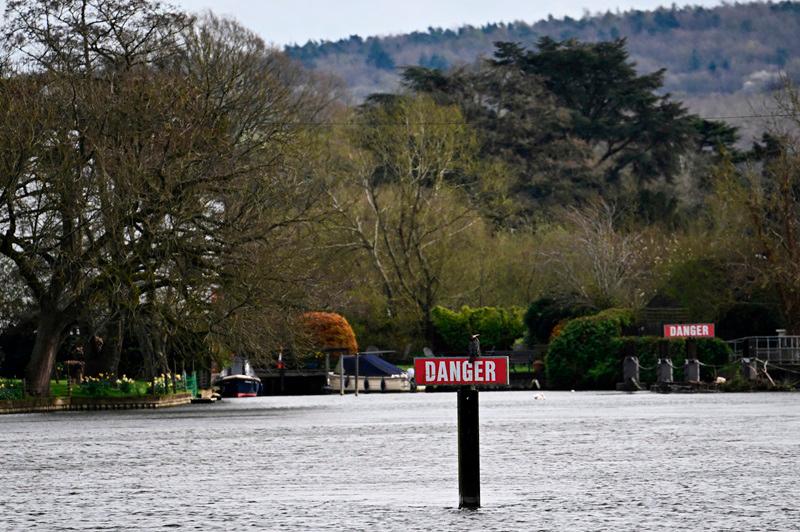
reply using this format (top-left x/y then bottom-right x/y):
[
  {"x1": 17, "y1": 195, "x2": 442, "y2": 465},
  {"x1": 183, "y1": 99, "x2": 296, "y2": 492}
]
[{"x1": 287, "y1": 2, "x2": 800, "y2": 139}]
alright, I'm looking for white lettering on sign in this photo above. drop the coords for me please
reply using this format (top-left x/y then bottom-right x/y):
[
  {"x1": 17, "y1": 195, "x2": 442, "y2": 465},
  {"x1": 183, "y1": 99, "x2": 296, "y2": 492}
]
[
  {"x1": 449, "y1": 360, "x2": 461, "y2": 381},
  {"x1": 463, "y1": 363, "x2": 473, "y2": 381},
  {"x1": 437, "y1": 362, "x2": 448, "y2": 382},
  {"x1": 486, "y1": 361, "x2": 496, "y2": 381},
  {"x1": 414, "y1": 357, "x2": 510, "y2": 386},
  {"x1": 663, "y1": 323, "x2": 715, "y2": 338},
  {"x1": 425, "y1": 360, "x2": 436, "y2": 382}
]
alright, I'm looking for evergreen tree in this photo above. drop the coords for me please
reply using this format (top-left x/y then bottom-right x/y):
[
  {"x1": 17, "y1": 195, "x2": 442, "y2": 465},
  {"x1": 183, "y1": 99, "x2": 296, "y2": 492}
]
[
  {"x1": 366, "y1": 40, "x2": 395, "y2": 70},
  {"x1": 402, "y1": 38, "x2": 737, "y2": 214}
]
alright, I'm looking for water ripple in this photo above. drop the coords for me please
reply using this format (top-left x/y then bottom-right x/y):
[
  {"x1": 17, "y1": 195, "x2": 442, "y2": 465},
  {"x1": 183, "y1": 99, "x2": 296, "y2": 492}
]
[{"x1": 1, "y1": 392, "x2": 798, "y2": 530}]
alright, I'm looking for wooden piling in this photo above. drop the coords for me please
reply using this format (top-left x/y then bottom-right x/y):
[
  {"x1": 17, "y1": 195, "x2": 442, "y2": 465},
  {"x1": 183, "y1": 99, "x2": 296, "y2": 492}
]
[
  {"x1": 457, "y1": 386, "x2": 480, "y2": 509},
  {"x1": 354, "y1": 353, "x2": 359, "y2": 397},
  {"x1": 339, "y1": 354, "x2": 344, "y2": 395}
]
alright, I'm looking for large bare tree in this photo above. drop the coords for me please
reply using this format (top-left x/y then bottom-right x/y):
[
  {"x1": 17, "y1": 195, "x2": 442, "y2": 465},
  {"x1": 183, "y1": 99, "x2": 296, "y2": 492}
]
[{"x1": 0, "y1": 1, "x2": 335, "y2": 394}]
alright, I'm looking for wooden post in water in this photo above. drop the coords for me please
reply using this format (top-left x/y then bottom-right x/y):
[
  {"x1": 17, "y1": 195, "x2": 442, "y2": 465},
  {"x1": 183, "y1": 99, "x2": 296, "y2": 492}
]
[
  {"x1": 623, "y1": 340, "x2": 640, "y2": 388},
  {"x1": 278, "y1": 350, "x2": 285, "y2": 395},
  {"x1": 340, "y1": 354, "x2": 345, "y2": 395},
  {"x1": 354, "y1": 353, "x2": 359, "y2": 397},
  {"x1": 742, "y1": 357, "x2": 757, "y2": 380},
  {"x1": 459, "y1": 333, "x2": 482, "y2": 509},
  {"x1": 324, "y1": 352, "x2": 330, "y2": 381},
  {"x1": 623, "y1": 355, "x2": 640, "y2": 384},
  {"x1": 413, "y1": 344, "x2": 510, "y2": 511},
  {"x1": 457, "y1": 385, "x2": 480, "y2": 509},
  {"x1": 657, "y1": 340, "x2": 673, "y2": 384},
  {"x1": 684, "y1": 358, "x2": 701, "y2": 382}
]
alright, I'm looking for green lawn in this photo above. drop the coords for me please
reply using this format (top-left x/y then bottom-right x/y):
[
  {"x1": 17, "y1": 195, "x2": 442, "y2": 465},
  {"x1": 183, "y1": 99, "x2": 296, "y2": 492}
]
[{"x1": 2, "y1": 378, "x2": 184, "y2": 399}]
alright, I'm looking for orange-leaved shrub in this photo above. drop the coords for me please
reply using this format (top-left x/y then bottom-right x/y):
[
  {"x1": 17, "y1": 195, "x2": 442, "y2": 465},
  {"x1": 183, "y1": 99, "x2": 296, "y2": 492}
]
[{"x1": 300, "y1": 312, "x2": 358, "y2": 355}]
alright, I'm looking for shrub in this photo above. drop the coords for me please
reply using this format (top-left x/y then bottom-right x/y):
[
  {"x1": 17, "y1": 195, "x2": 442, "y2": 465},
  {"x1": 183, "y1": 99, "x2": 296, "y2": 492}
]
[
  {"x1": 300, "y1": 312, "x2": 358, "y2": 354},
  {"x1": 545, "y1": 308, "x2": 634, "y2": 389},
  {"x1": 431, "y1": 305, "x2": 525, "y2": 352},
  {"x1": 78, "y1": 373, "x2": 144, "y2": 397},
  {"x1": 118, "y1": 376, "x2": 135, "y2": 394},
  {"x1": 0, "y1": 379, "x2": 24, "y2": 400},
  {"x1": 79, "y1": 374, "x2": 114, "y2": 397}
]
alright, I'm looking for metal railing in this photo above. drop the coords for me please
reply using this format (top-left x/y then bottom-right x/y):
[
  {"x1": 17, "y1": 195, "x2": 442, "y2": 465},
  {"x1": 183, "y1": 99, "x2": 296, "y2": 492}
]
[
  {"x1": 727, "y1": 336, "x2": 800, "y2": 364},
  {"x1": 184, "y1": 372, "x2": 198, "y2": 397}
]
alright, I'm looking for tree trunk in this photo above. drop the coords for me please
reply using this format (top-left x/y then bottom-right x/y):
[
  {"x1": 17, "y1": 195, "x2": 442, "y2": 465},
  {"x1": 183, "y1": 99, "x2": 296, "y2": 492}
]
[
  {"x1": 85, "y1": 316, "x2": 125, "y2": 376},
  {"x1": 135, "y1": 320, "x2": 157, "y2": 379},
  {"x1": 104, "y1": 317, "x2": 125, "y2": 375},
  {"x1": 421, "y1": 304, "x2": 436, "y2": 350},
  {"x1": 25, "y1": 309, "x2": 66, "y2": 396}
]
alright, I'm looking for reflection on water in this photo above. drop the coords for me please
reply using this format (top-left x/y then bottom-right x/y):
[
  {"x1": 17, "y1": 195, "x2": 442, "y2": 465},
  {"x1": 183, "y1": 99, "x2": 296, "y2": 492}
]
[{"x1": 1, "y1": 392, "x2": 799, "y2": 530}]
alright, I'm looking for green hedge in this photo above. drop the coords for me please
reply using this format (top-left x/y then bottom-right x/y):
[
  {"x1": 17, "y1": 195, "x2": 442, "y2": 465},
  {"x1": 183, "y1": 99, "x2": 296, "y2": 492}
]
[
  {"x1": 431, "y1": 305, "x2": 525, "y2": 352},
  {"x1": 546, "y1": 308, "x2": 634, "y2": 390}
]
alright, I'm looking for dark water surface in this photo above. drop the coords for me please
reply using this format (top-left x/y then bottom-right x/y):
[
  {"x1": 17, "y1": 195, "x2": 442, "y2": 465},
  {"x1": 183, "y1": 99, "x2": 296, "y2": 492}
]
[{"x1": 1, "y1": 392, "x2": 799, "y2": 531}]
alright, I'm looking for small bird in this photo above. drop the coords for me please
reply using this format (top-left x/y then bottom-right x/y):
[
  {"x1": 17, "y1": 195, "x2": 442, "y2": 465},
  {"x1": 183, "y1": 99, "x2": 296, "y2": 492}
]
[{"x1": 468, "y1": 334, "x2": 481, "y2": 362}]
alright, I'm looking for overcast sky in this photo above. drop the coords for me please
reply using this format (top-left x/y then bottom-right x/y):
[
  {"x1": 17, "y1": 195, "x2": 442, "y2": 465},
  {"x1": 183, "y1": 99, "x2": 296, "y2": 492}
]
[{"x1": 174, "y1": 0, "x2": 728, "y2": 47}]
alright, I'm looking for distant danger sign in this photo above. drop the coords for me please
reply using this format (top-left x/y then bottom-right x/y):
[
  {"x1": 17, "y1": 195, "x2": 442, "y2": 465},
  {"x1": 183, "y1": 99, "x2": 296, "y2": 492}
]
[
  {"x1": 414, "y1": 357, "x2": 510, "y2": 386},
  {"x1": 663, "y1": 323, "x2": 715, "y2": 338}
]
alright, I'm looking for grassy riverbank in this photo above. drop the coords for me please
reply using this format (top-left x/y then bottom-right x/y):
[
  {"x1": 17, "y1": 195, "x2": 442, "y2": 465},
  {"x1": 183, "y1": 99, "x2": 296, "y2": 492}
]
[{"x1": 0, "y1": 376, "x2": 192, "y2": 400}]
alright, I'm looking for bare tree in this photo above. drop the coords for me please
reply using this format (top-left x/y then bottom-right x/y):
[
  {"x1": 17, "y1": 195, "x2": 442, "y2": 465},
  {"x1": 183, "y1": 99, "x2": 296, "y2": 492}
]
[
  {"x1": 712, "y1": 81, "x2": 800, "y2": 332},
  {"x1": 0, "y1": 1, "x2": 335, "y2": 394},
  {"x1": 327, "y1": 95, "x2": 482, "y2": 344},
  {"x1": 537, "y1": 200, "x2": 661, "y2": 309}
]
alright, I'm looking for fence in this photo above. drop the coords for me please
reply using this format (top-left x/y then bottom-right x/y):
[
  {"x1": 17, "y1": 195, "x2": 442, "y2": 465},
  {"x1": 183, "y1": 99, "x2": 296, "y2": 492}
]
[
  {"x1": 184, "y1": 372, "x2": 198, "y2": 397},
  {"x1": 727, "y1": 336, "x2": 800, "y2": 364},
  {"x1": 151, "y1": 371, "x2": 198, "y2": 396}
]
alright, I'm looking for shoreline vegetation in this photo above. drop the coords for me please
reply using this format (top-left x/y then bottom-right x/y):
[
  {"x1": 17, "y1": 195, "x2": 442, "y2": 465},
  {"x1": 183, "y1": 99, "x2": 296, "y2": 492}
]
[
  {"x1": 2, "y1": 0, "x2": 800, "y2": 400},
  {"x1": 0, "y1": 375, "x2": 194, "y2": 400},
  {"x1": 0, "y1": 375, "x2": 197, "y2": 414}
]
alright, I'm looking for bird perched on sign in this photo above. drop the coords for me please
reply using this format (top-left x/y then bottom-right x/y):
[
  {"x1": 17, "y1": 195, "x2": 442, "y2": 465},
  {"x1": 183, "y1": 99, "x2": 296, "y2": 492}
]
[{"x1": 468, "y1": 334, "x2": 481, "y2": 363}]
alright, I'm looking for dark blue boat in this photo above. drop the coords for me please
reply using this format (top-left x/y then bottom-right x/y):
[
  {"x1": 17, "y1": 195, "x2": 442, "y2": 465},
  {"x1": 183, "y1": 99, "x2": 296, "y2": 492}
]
[{"x1": 214, "y1": 356, "x2": 262, "y2": 397}]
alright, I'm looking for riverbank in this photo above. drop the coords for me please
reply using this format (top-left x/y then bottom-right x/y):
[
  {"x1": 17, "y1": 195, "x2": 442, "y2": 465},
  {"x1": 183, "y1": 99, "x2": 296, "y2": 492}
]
[{"x1": 0, "y1": 393, "x2": 193, "y2": 415}]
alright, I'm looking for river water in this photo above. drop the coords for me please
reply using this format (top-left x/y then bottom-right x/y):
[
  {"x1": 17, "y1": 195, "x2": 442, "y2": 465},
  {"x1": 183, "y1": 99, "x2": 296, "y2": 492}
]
[{"x1": 1, "y1": 391, "x2": 799, "y2": 531}]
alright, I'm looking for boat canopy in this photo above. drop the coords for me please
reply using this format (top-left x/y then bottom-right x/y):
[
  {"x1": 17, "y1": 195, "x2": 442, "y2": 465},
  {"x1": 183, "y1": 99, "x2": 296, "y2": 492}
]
[
  {"x1": 218, "y1": 355, "x2": 258, "y2": 378},
  {"x1": 336, "y1": 353, "x2": 405, "y2": 376}
]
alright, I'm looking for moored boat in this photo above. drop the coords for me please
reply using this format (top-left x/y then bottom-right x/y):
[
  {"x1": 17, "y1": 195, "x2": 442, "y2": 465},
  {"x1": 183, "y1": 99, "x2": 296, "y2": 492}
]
[
  {"x1": 327, "y1": 352, "x2": 411, "y2": 393},
  {"x1": 214, "y1": 356, "x2": 262, "y2": 397}
]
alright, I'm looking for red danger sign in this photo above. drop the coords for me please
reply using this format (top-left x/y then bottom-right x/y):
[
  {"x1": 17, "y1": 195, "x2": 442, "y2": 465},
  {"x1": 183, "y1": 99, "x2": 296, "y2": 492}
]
[
  {"x1": 663, "y1": 323, "x2": 715, "y2": 338},
  {"x1": 414, "y1": 357, "x2": 509, "y2": 386}
]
